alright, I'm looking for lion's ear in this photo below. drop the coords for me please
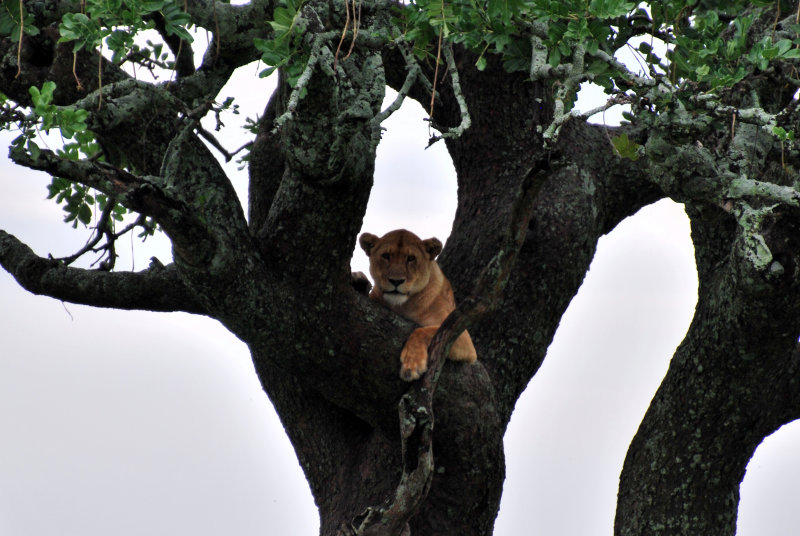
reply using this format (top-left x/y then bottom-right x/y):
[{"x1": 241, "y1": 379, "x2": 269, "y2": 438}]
[
  {"x1": 422, "y1": 238, "x2": 443, "y2": 259},
  {"x1": 359, "y1": 233, "x2": 379, "y2": 256}
]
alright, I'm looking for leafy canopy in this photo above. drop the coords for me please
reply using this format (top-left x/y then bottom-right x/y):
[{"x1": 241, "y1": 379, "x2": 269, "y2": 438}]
[{"x1": 0, "y1": 0, "x2": 798, "y2": 252}]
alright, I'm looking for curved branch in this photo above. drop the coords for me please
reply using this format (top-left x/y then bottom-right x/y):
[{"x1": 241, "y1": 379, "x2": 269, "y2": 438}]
[
  {"x1": 0, "y1": 229, "x2": 205, "y2": 313},
  {"x1": 430, "y1": 45, "x2": 470, "y2": 140},
  {"x1": 616, "y1": 201, "x2": 800, "y2": 535},
  {"x1": 373, "y1": 43, "x2": 426, "y2": 125}
]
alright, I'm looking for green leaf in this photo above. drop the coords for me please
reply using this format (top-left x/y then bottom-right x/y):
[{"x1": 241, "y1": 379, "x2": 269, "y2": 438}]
[
  {"x1": 259, "y1": 65, "x2": 278, "y2": 78},
  {"x1": 40, "y1": 82, "x2": 56, "y2": 104},
  {"x1": 548, "y1": 47, "x2": 561, "y2": 68},
  {"x1": 589, "y1": 0, "x2": 635, "y2": 18},
  {"x1": 773, "y1": 126, "x2": 795, "y2": 141},
  {"x1": 77, "y1": 203, "x2": 93, "y2": 226},
  {"x1": 0, "y1": 0, "x2": 39, "y2": 40},
  {"x1": 776, "y1": 39, "x2": 793, "y2": 56},
  {"x1": 26, "y1": 139, "x2": 40, "y2": 160},
  {"x1": 762, "y1": 45, "x2": 780, "y2": 61},
  {"x1": 611, "y1": 133, "x2": 641, "y2": 161},
  {"x1": 270, "y1": 7, "x2": 296, "y2": 32},
  {"x1": 28, "y1": 86, "x2": 41, "y2": 105},
  {"x1": 161, "y1": 3, "x2": 193, "y2": 42}
]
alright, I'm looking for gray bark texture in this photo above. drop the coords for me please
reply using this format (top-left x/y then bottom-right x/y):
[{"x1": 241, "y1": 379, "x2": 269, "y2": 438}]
[{"x1": 2, "y1": 2, "x2": 800, "y2": 535}]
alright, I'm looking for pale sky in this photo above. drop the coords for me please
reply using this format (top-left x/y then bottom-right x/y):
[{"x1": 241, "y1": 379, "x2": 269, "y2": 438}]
[{"x1": 1, "y1": 55, "x2": 799, "y2": 536}]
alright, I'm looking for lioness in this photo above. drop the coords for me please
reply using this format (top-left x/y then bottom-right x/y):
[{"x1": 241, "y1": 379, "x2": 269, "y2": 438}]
[{"x1": 359, "y1": 229, "x2": 477, "y2": 381}]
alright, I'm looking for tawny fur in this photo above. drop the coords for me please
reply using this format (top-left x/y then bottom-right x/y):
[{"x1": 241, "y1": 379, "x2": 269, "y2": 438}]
[{"x1": 359, "y1": 229, "x2": 477, "y2": 381}]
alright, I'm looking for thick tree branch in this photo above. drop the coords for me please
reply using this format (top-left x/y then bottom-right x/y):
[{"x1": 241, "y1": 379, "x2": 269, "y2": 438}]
[
  {"x1": 149, "y1": 11, "x2": 195, "y2": 78},
  {"x1": 248, "y1": 86, "x2": 285, "y2": 235},
  {"x1": 616, "y1": 201, "x2": 800, "y2": 535},
  {"x1": 444, "y1": 120, "x2": 665, "y2": 427},
  {"x1": 187, "y1": 0, "x2": 273, "y2": 39},
  {"x1": 255, "y1": 14, "x2": 387, "y2": 283},
  {"x1": 0, "y1": 229, "x2": 205, "y2": 313}
]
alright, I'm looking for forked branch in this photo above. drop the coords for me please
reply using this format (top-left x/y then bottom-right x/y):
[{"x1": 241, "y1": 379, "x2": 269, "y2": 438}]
[{"x1": 0, "y1": 229, "x2": 205, "y2": 313}]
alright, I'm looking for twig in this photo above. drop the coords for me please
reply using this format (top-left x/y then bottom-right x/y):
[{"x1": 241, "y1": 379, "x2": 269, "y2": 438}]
[
  {"x1": 529, "y1": 34, "x2": 550, "y2": 81},
  {"x1": 589, "y1": 48, "x2": 658, "y2": 88},
  {"x1": 212, "y1": 0, "x2": 220, "y2": 62},
  {"x1": 373, "y1": 61, "x2": 421, "y2": 124},
  {"x1": 333, "y1": 0, "x2": 352, "y2": 70},
  {"x1": 343, "y1": 0, "x2": 361, "y2": 62},
  {"x1": 97, "y1": 45, "x2": 103, "y2": 109},
  {"x1": 71, "y1": 52, "x2": 84, "y2": 90},
  {"x1": 54, "y1": 201, "x2": 115, "y2": 266},
  {"x1": 577, "y1": 93, "x2": 634, "y2": 121},
  {"x1": 543, "y1": 43, "x2": 586, "y2": 144},
  {"x1": 373, "y1": 40, "x2": 436, "y2": 125},
  {"x1": 428, "y1": 0, "x2": 445, "y2": 120},
  {"x1": 196, "y1": 126, "x2": 249, "y2": 161},
  {"x1": 427, "y1": 45, "x2": 471, "y2": 145},
  {"x1": 53, "y1": 204, "x2": 151, "y2": 270},
  {"x1": 273, "y1": 37, "x2": 327, "y2": 130},
  {"x1": 437, "y1": 45, "x2": 471, "y2": 138},
  {"x1": 14, "y1": 0, "x2": 23, "y2": 78},
  {"x1": 398, "y1": 40, "x2": 434, "y2": 95}
]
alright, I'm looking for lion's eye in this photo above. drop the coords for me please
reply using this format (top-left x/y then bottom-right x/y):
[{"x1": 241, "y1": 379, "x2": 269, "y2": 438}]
[
  {"x1": 407, "y1": 255, "x2": 416, "y2": 263},
  {"x1": 381, "y1": 253, "x2": 391, "y2": 261}
]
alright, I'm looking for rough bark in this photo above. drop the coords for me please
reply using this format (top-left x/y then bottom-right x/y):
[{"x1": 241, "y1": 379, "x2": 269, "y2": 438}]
[
  {"x1": 3, "y1": 2, "x2": 800, "y2": 536},
  {"x1": 615, "y1": 177, "x2": 800, "y2": 535}
]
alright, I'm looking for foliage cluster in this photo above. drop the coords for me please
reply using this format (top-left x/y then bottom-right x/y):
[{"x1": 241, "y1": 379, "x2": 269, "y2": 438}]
[
  {"x1": 2, "y1": 0, "x2": 800, "y2": 235},
  {"x1": 0, "y1": 0, "x2": 188, "y2": 250}
]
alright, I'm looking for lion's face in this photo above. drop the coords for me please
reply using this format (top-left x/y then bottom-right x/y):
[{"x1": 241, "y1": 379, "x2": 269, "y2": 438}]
[{"x1": 359, "y1": 229, "x2": 443, "y2": 307}]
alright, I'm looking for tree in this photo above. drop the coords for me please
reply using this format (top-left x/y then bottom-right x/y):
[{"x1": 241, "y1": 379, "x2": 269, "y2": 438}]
[{"x1": 2, "y1": 1, "x2": 800, "y2": 535}]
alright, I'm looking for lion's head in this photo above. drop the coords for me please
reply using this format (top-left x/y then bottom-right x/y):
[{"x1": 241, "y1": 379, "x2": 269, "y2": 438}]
[{"x1": 359, "y1": 229, "x2": 443, "y2": 307}]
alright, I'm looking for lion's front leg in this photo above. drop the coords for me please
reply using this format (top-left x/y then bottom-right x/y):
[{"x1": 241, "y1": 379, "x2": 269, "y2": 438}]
[
  {"x1": 399, "y1": 326, "x2": 439, "y2": 381},
  {"x1": 399, "y1": 326, "x2": 478, "y2": 380}
]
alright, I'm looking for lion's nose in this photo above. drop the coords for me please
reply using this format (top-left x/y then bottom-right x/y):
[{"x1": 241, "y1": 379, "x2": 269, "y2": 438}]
[{"x1": 388, "y1": 278, "x2": 405, "y2": 288}]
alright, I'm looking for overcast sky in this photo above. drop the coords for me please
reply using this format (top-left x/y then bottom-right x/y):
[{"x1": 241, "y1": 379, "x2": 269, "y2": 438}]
[{"x1": 2, "y1": 44, "x2": 800, "y2": 536}]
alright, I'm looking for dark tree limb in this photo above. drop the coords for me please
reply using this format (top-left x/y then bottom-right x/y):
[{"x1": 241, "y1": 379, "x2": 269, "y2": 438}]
[
  {"x1": 0, "y1": 230, "x2": 205, "y2": 313},
  {"x1": 248, "y1": 82, "x2": 286, "y2": 235},
  {"x1": 615, "y1": 201, "x2": 800, "y2": 535},
  {"x1": 254, "y1": 15, "x2": 387, "y2": 282},
  {"x1": 149, "y1": 11, "x2": 195, "y2": 78}
]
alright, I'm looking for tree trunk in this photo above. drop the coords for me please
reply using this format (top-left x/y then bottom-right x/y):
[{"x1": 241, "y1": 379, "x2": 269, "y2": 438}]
[
  {"x1": 240, "y1": 52, "x2": 664, "y2": 534},
  {"x1": 4, "y1": 3, "x2": 800, "y2": 535},
  {"x1": 616, "y1": 201, "x2": 800, "y2": 535}
]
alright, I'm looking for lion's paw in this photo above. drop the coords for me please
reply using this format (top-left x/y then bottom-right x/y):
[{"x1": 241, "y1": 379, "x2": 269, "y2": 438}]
[
  {"x1": 400, "y1": 344, "x2": 428, "y2": 382},
  {"x1": 350, "y1": 271, "x2": 372, "y2": 295}
]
